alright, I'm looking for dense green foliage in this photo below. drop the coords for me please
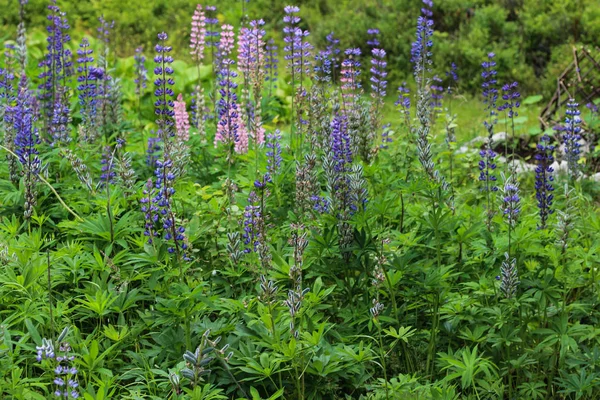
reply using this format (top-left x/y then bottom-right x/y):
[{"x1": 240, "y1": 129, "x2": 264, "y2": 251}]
[
  {"x1": 1, "y1": 0, "x2": 599, "y2": 95},
  {"x1": 1, "y1": 1, "x2": 600, "y2": 399}
]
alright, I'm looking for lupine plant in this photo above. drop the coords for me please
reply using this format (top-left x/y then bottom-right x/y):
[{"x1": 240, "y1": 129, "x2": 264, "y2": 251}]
[{"x1": 1, "y1": 2, "x2": 600, "y2": 400}]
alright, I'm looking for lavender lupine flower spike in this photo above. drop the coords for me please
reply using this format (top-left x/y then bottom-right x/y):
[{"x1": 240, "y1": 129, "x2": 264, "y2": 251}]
[
  {"x1": 369, "y1": 48, "x2": 387, "y2": 159},
  {"x1": 314, "y1": 49, "x2": 333, "y2": 84},
  {"x1": 395, "y1": 83, "x2": 412, "y2": 131},
  {"x1": 154, "y1": 32, "x2": 175, "y2": 143},
  {"x1": 266, "y1": 130, "x2": 282, "y2": 175},
  {"x1": 498, "y1": 81, "x2": 521, "y2": 172},
  {"x1": 214, "y1": 25, "x2": 248, "y2": 154},
  {"x1": 370, "y1": 48, "x2": 387, "y2": 99},
  {"x1": 238, "y1": 19, "x2": 267, "y2": 146},
  {"x1": 534, "y1": 134, "x2": 555, "y2": 229},
  {"x1": 283, "y1": 6, "x2": 313, "y2": 92},
  {"x1": 480, "y1": 52, "x2": 499, "y2": 229},
  {"x1": 77, "y1": 37, "x2": 102, "y2": 140},
  {"x1": 411, "y1": 0, "x2": 449, "y2": 191},
  {"x1": 340, "y1": 48, "x2": 361, "y2": 112},
  {"x1": 367, "y1": 28, "x2": 380, "y2": 48},
  {"x1": 325, "y1": 32, "x2": 340, "y2": 82},
  {"x1": 9, "y1": 76, "x2": 40, "y2": 219},
  {"x1": 36, "y1": 328, "x2": 80, "y2": 399},
  {"x1": 501, "y1": 176, "x2": 520, "y2": 229},
  {"x1": 151, "y1": 32, "x2": 188, "y2": 258},
  {"x1": 38, "y1": 0, "x2": 73, "y2": 143},
  {"x1": 430, "y1": 75, "x2": 444, "y2": 121},
  {"x1": 134, "y1": 47, "x2": 147, "y2": 96},
  {"x1": 555, "y1": 99, "x2": 582, "y2": 180},
  {"x1": 265, "y1": 39, "x2": 279, "y2": 95}
]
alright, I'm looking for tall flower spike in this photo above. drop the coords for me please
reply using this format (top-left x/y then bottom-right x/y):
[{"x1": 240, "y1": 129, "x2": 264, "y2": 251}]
[
  {"x1": 154, "y1": 32, "x2": 175, "y2": 145},
  {"x1": 480, "y1": 52, "x2": 499, "y2": 229},
  {"x1": 498, "y1": 81, "x2": 521, "y2": 172},
  {"x1": 283, "y1": 6, "x2": 313, "y2": 90},
  {"x1": 370, "y1": 48, "x2": 387, "y2": 99},
  {"x1": 534, "y1": 134, "x2": 555, "y2": 230},
  {"x1": 38, "y1": 0, "x2": 73, "y2": 142},
  {"x1": 16, "y1": 0, "x2": 28, "y2": 74},
  {"x1": 77, "y1": 37, "x2": 102, "y2": 140},
  {"x1": 214, "y1": 29, "x2": 248, "y2": 155},
  {"x1": 499, "y1": 252, "x2": 519, "y2": 299},
  {"x1": 265, "y1": 39, "x2": 279, "y2": 95},
  {"x1": 190, "y1": 4, "x2": 207, "y2": 62},
  {"x1": 367, "y1": 28, "x2": 380, "y2": 48},
  {"x1": 174, "y1": 94, "x2": 190, "y2": 142},
  {"x1": 266, "y1": 130, "x2": 282, "y2": 175},
  {"x1": 314, "y1": 49, "x2": 333, "y2": 84},
  {"x1": 430, "y1": 74, "x2": 444, "y2": 120},
  {"x1": 134, "y1": 46, "x2": 147, "y2": 96},
  {"x1": 325, "y1": 32, "x2": 340, "y2": 82},
  {"x1": 555, "y1": 99, "x2": 582, "y2": 180},
  {"x1": 8, "y1": 76, "x2": 40, "y2": 218},
  {"x1": 340, "y1": 48, "x2": 361, "y2": 112},
  {"x1": 395, "y1": 83, "x2": 412, "y2": 130},
  {"x1": 501, "y1": 175, "x2": 520, "y2": 229},
  {"x1": 238, "y1": 20, "x2": 266, "y2": 146}
]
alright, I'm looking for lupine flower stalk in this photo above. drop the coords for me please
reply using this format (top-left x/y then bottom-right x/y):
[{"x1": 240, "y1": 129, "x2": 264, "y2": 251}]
[
  {"x1": 190, "y1": 5, "x2": 207, "y2": 64},
  {"x1": 498, "y1": 81, "x2": 521, "y2": 173},
  {"x1": 174, "y1": 94, "x2": 190, "y2": 142},
  {"x1": 16, "y1": 0, "x2": 28, "y2": 75},
  {"x1": 534, "y1": 135, "x2": 555, "y2": 229},
  {"x1": 322, "y1": 114, "x2": 355, "y2": 259},
  {"x1": 77, "y1": 37, "x2": 102, "y2": 141},
  {"x1": 151, "y1": 32, "x2": 188, "y2": 260},
  {"x1": 265, "y1": 39, "x2": 278, "y2": 97},
  {"x1": 555, "y1": 99, "x2": 582, "y2": 181},
  {"x1": 204, "y1": 5, "x2": 219, "y2": 117},
  {"x1": 96, "y1": 16, "x2": 114, "y2": 136},
  {"x1": 266, "y1": 130, "x2": 282, "y2": 175},
  {"x1": 8, "y1": 76, "x2": 40, "y2": 218},
  {"x1": 500, "y1": 173, "x2": 520, "y2": 258},
  {"x1": 36, "y1": 328, "x2": 79, "y2": 399},
  {"x1": 499, "y1": 252, "x2": 519, "y2": 299},
  {"x1": 283, "y1": 6, "x2": 312, "y2": 94},
  {"x1": 296, "y1": 153, "x2": 319, "y2": 219},
  {"x1": 243, "y1": 176, "x2": 272, "y2": 271},
  {"x1": 480, "y1": 52, "x2": 499, "y2": 229},
  {"x1": 411, "y1": 0, "x2": 448, "y2": 192},
  {"x1": 63, "y1": 149, "x2": 93, "y2": 193},
  {"x1": 285, "y1": 224, "x2": 310, "y2": 339},
  {"x1": 140, "y1": 178, "x2": 159, "y2": 244},
  {"x1": 430, "y1": 75, "x2": 444, "y2": 122},
  {"x1": 190, "y1": 4, "x2": 207, "y2": 136},
  {"x1": 238, "y1": 20, "x2": 267, "y2": 146},
  {"x1": 340, "y1": 48, "x2": 361, "y2": 114},
  {"x1": 215, "y1": 25, "x2": 249, "y2": 155},
  {"x1": 134, "y1": 47, "x2": 147, "y2": 97},
  {"x1": 38, "y1": 0, "x2": 73, "y2": 143},
  {"x1": 325, "y1": 32, "x2": 340, "y2": 82},
  {"x1": 1, "y1": 61, "x2": 19, "y2": 184},
  {"x1": 555, "y1": 183, "x2": 576, "y2": 255},
  {"x1": 368, "y1": 48, "x2": 387, "y2": 161}
]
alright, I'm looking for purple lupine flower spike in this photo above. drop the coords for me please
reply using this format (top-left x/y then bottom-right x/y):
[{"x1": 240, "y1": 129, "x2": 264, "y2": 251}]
[
  {"x1": 151, "y1": 32, "x2": 188, "y2": 258},
  {"x1": 554, "y1": 99, "x2": 583, "y2": 180},
  {"x1": 534, "y1": 134, "x2": 555, "y2": 229},
  {"x1": 38, "y1": 0, "x2": 73, "y2": 143},
  {"x1": 134, "y1": 46, "x2": 147, "y2": 96}
]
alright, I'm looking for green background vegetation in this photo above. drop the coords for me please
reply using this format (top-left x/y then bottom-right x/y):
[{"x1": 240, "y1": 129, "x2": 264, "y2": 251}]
[{"x1": 1, "y1": 0, "x2": 599, "y2": 96}]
